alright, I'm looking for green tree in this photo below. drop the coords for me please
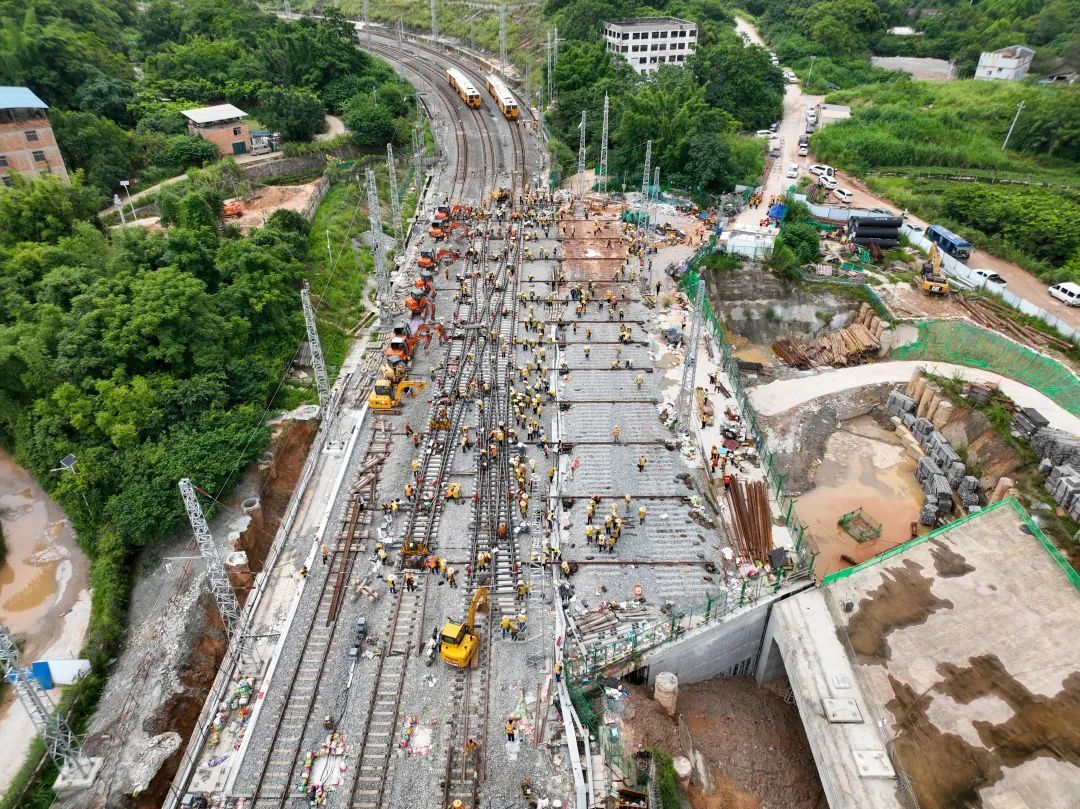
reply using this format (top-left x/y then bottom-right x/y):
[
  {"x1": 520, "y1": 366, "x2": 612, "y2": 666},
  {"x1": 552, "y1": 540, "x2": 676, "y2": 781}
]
[
  {"x1": 0, "y1": 173, "x2": 102, "y2": 246},
  {"x1": 343, "y1": 94, "x2": 396, "y2": 146},
  {"x1": 256, "y1": 86, "x2": 326, "y2": 142},
  {"x1": 694, "y1": 40, "x2": 785, "y2": 130},
  {"x1": 51, "y1": 109, "x2": 137, "y2": 194}
]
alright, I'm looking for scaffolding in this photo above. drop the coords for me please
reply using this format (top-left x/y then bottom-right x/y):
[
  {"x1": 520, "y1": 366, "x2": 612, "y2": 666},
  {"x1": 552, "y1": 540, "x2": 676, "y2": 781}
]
[{"x1": 838, "y1": 508, "x2": 882, "y2": 542}]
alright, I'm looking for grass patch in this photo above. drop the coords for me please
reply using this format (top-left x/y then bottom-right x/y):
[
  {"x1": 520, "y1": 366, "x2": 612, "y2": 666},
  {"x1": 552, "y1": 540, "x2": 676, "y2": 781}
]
[{"x1": 652, "y1": 749, "x2": 680, "y2": 809}]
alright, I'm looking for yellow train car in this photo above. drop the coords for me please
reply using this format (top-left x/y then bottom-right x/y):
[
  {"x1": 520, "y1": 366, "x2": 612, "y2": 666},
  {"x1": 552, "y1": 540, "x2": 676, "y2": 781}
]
[
  {"x1": 447, "y1": 68, "x2": 481, "y2": 108},
  {"x1": 485, "y1": 74, "x2": 519, "y2": 120}
]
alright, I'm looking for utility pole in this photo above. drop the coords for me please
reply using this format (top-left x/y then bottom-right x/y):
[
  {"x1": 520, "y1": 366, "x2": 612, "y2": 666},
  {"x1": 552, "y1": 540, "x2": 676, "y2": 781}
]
[
  {"x1": 524, "y1": 60, "x2": 532, "y2": 106},
  {"x1": 301, "y1": 282, "x2": 331, "y2": 409},
  {"x1": 648, "y1": 166, "x2": 660, "y2": 237},
  {"x1": 545, "y1": 30, "x2": 553, "y2": 109},
  {"x1": 1002, "y1": 100, "x2": 1026, "y2": 151},
  {"x1": 283, "y1": 0, "x2": 291, "y2": 18},
  {"x1": 638, "y1": 140, "x2": 652, "y2": 231},
  {"x1": 599, "y1": 93, "x2": 609, "y2": 194},
  {"x1": 0, "y1": 626, "x2": 95, "y2": 780},
  {"x1": 412, "y1": 124, "x2": 423, "y2": 184},
  {"x1": 398, "y1": 18, "x2": 404, "y2": 49},
  {"x1": 363, "y1": 0, "x2": 370, "y2": 41},
  {"x1": 553, "y1": 25, "x2": 559, "y2": 70},
  {"x1": 386, "y1": 143, "x2": 405, "y2": 250},
  {"x1": 178, "y1": 478, "x2": 240, "y2": 637},
  {"x1": 805, "y1": 55, "x2": 816, "y2": 88},
  {"x1": 430, "y1": 0, "x2": 438, "y2": 45},
  {"x1": 577, "y1": 111, "x2": 587, "y2": 197},
  {"x1": 366, "y1": 169, "x2": 390, "y2": 325},
  {"x1": 499, "y1": 1, "x2": 507, "y2": 71},
  {"x1": 679, "y1": 281, "x2": 706, "y2": 431}
]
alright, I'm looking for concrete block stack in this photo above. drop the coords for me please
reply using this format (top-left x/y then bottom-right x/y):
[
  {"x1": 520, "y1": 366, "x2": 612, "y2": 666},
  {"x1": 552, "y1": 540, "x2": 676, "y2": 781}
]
[
  {"x1": 911, "y1": 417, "x2": 934, "y2": 444},
  {"x1": 915, "y1": 457, "x2": 943, "y2": 484},
  {"x1": 1031, "y1": 427, "x2": 1080, "y2": 467},
  {"x1": 886, "y1": 391, "x2": 916, "y2": 418},
  {"x1": 1044, "y1": 463, "x2": 1080, "y2": 520},
  {"x1": 1012, "y1": 408, "x2": 1048, "y2": 438},
  {"x1": 958, "y1": 476, "x2": 981, "y2": 508},
  {"x1": 913, "y1": 456, "x2": 954, "y2": 525}
]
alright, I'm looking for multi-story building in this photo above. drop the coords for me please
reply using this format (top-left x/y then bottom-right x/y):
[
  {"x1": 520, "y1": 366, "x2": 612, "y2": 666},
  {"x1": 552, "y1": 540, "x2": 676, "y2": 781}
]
[
  {"x1": 182, "y1": 103, "x2": 251, "y2": 157},
  {"x1": 975, "y1": 45, "x2": 1035, "y2": 81},
  {"x1": 0, "y1": 86, "x2": 70, "y2": 186},
  {"x1": 814, "y1": 103, "x2": 852, "y2": 130},
  {"x1": 600, "y1": 17, "x2": 697, "y2": 76}
]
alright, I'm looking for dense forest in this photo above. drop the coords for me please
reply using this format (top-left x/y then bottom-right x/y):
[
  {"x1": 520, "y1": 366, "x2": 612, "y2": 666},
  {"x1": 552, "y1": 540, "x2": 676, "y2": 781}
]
[
  {"x1": 542, "y1": 0, "x2": 774, "y2": 195},
  {"x1": 0, "y1": 0, "x2": 412, "y2": 200}
]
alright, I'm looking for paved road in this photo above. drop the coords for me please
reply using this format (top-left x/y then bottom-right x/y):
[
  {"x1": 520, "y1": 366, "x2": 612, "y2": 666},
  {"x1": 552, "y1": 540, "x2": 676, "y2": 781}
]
[
  {"x1": 749, "y1": 361, "x2": 1080, "y2": 433},
  {"x1": 733, "y1": 15, "x2": 1080, "y2": 331}
]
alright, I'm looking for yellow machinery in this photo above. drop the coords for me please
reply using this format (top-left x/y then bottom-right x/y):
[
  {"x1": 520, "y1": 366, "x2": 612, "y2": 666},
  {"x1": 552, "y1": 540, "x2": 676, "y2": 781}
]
[
  {"x1": 492, "y1": 187, "x2": 511, "y2": 204},
  {"x1": 920, "y1": 244, "x2": 950, "y2": 296},
  {"x1": 440, "y1": 586, "x2": 488, "y2": 667},
  {"x1": 368, "y1": 379, "x2": 426, "y2": 410}
]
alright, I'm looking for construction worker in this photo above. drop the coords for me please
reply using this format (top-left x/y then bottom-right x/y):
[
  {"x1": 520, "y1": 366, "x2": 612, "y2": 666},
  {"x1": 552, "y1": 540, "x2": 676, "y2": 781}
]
[
  {"x1": 548, "y1": 465, "x2": 557, "y2": 482},
  {"x1": 604, "y1": 514, "x2": 614, "y2": 535},
  {"x1": 321, "y1": 543, "x2": 330, "y2": 565},
  {"x1": 500, "y1": 614, "x2": 512, "y2": 638},
  {"x1": 723, "y1": 472, "x2": 733, "y2": 492},
  {"x1": 624, "y1": 493, "x2": 632, "y2": 509},
  {"x1": 404, "y1": 571, "x2": 417, "y2": 592},
  {"x1": 586, "y1": 500, "x2": 596, "y2": 524},
  {"x1": 446, "y1": 482, "x2": 461, "y2": 500},
  {"x1": 478, "y1": 550, "x2": 491, "y2": 570},
  {"x1": 426, "y1": 555, "x2": 438, "y2": 574},
  {"x1": 584, "y1": 524, "x2": 596, "y2": 545},
  {"x1": 612, "y1": 425, "x2": 621, "y2": 443},
  {"x1": 585, "y1": 327, "x2": 592, "y2": 341},
  {"x1": 386, "y1": 574, "x2": 397, "y2": 594},
  {"x1": 517, "y1": 611, "x2": 528, "y2": 633},
  {"x1": 446, "y1": 566, "x2": 458, "y2": 588},
  {"x1": 438, "y1": 556, "x2": 448, "y2": 577},
  {"x1": 516, "y1": 581, "x2": 529, "y2": 600},
  {"x1": 376, "y1": 543, "x2": 388, "y2": 565},
  {"x1": 464, "y1": 738, "x2": 479, "y2": 760},
  {"x1": 298, "y1": 565, "x2": 308, "y2": 579},
  {"x1": 639, "y1": 505, "x2": 647, "y2": 525},
  {"x1": 560, "y1": 559, "x2": 571, "y2": 577},
  {"x1": 583, "y1": 344, "x2": 590, "y2": 359},
  {"x1": 554, "y1": 661, "x2": 563, "y2": 683},
  {"x1": 635, "y1": 373, "x2": 644, "y2": 389},
  {"x1": 606, "y1": 534, "x2": 617, "y2": 554},
  {"x1": 451, "y1": 801, "x2": 465, "y2": 809},
  {"x1": 404, "y1": 482, "x2": 415, "y2": 500},
  {"x1": 637, "y1": 455, "x2": 647, "y2": 473},
  {"x1": 505, "y1": 719, "x2": 516, "y2": 742},
  {"x1": 519, "y1": 494, "x2": 529, "y2": 518},
  {"x1": 509, "y1": 621, "x2": 520, "y2": 641}
]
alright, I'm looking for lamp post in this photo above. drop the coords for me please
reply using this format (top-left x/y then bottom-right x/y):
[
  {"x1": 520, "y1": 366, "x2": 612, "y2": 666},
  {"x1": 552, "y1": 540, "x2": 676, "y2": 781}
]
[{"x1": 119, "y1": 180, "x2": 137, "y2": 224}]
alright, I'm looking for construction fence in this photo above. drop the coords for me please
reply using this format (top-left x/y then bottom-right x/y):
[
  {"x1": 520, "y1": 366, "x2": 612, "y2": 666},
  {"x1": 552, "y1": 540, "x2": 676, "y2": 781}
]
[{"x1": 891, "y1": 319, "x2": 1080, "y2": 416}]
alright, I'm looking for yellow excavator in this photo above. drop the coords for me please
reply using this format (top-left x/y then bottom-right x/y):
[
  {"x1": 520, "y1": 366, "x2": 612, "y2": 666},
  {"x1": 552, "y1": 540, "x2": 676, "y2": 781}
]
[
  {"x1": 920, "y1": 243, "x2": 950, "y2": 296},
  {"x1": 368, "y1": 379, "x2": 426, "y2": 411},
  {"x1": 440, "y1": 586, "x2": 488, "y2": 667}
]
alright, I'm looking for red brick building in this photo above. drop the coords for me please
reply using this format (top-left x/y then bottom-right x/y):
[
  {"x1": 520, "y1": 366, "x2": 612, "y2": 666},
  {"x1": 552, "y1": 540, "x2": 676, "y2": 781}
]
[
  {"x1": 0, "y1": 86, "x2": 70, "y2": 186},
  {"x1": 182, "y1": 103, "x2": 251, "y2": 157}
]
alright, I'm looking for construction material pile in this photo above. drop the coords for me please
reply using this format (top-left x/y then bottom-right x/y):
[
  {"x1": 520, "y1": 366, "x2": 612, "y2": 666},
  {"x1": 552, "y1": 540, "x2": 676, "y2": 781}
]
[
  {"x1": 958, "y1": 297, "x2": 1074, "y2": 353},
  {"x1": 772, "y1": 302, "x2": 883, "y2": 368},
  {"x1": 1043, "y1": 462, "x2": 1080, "y2": 523},
  {"x1": 1031, "y1": 427, "x2": 1080, "y2": 468},
  {"x1": 1033, "y1": 427, "x2": 1080, "y2": 522},
  {"x1": 724, "y1": 480, "x2": 773, "y2": 562}
]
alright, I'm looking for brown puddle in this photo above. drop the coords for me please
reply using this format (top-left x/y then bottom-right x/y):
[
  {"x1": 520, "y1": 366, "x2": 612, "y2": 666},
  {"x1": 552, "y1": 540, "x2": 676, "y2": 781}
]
[
  {"x1": 844, "y1": 559, "x2": 953, "y2": 663},
  {"x1": 0, "y1": 447, "x2": 89, "y2": 655},
  {"x1": 886, "y1": 656, "x2": 1080, "y2": 809},
  {"x1": 796, "y1": 418, "x2": 924, "y2": 578}
]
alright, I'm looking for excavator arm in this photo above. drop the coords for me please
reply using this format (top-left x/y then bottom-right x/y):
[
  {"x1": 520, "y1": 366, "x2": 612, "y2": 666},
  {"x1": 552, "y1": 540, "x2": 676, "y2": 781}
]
[{"x1": 465, "y1": 586, "x2": 488, "y2": 632}]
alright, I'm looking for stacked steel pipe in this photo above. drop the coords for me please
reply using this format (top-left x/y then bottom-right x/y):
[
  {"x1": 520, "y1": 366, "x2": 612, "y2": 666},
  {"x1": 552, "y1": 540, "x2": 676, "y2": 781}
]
[{"x1": 725, "y1": 480, "x2": 773, "y2": 562}]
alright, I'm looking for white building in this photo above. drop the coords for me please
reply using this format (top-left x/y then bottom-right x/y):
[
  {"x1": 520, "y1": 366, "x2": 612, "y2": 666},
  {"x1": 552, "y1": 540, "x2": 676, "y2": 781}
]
[
  {"x1": 600, "y1": 17, "x2": 697, "y2": 76},
  {"x1": 974, "y1": 45, "x2": 1034, "y2": 81}
]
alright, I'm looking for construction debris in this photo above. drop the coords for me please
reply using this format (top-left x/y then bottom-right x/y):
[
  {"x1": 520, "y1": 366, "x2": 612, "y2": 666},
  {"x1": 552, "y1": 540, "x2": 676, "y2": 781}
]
[{"x1": 958, "y1": 297, "x2": 1074, "y2": 353}]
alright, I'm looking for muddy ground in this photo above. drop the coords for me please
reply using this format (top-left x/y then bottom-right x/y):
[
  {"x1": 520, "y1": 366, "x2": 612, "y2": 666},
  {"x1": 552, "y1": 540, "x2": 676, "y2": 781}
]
[{"x1": 615, "y1": 680, "x2": 825, "y2": 809}]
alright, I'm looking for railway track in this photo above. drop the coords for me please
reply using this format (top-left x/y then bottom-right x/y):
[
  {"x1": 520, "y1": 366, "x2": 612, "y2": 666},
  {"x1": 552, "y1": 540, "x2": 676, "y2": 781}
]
[{"x1": 248, "y1": 418, "x2": 391, "y2": 808}]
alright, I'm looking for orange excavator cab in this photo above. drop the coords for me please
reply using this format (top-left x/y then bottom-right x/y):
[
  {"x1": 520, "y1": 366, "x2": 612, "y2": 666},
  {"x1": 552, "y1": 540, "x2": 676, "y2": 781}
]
[
  {"x1": 386, "y1": 336, "x2": 411, "y2": 363},
  {"x1": 429, "y1": 219, "x2": 446, "y2": 240},
  {"x1": 404, "y1": 290, "x2": 436, "y2": 320},
  {"x1": 434, "y1": 204, "x2": 451, "y2": 221},
  {"x1": 418, "y1": 248, "x2": 437, "y2": 268}
]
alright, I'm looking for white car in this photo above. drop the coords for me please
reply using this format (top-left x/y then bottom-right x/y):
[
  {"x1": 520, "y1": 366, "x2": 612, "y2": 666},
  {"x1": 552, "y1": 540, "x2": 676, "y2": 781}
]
[
  {"x1": 1049, "y1": 282, "x2": 1080, "y2": 306},
  {"x1": 798, "y1": 145, "x2": 809, "y2": 156},
  {"x1": 785, "y1": 164, "x2": 799, "y2": 178},
  {"x1": 832, "y1": 188, "x2": 854, "y2": 203},
  {"x1": 808, "y1": 164, "x2": 833, "y2": 177},
  {"x1": 971, "y1": 268, "x2": 1007, "y2": 286},
  {"x1": 819, "y1": 176, "x2": 838, "y2": 190},
  {"x1": 755, "y1": 130, "x2": 773, "y2": 138}
]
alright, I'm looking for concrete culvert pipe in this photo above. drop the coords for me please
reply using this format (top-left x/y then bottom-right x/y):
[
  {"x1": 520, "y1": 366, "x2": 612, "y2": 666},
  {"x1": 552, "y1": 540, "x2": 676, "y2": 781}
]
[
  {"x1": 653, "y1": 671, "x2": 679, "y2": 716},
  {"x1": 241, "y1": 497, "x2": 260, "y2": 515}
]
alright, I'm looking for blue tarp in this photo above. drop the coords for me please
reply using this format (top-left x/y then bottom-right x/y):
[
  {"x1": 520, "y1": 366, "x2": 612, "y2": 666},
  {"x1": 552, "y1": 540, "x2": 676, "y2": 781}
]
[{"x1": 768, "y1": 203, "x2": 787, "y2": 221}]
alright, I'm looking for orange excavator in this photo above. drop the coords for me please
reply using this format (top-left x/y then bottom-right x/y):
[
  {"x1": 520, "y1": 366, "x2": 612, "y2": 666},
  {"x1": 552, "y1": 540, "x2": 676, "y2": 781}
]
[
  {"x1": 433, "y1": 203, "x2": 451, "y2": 221},
  {"x1": 429, "y1": 219, "x2": 470, "y2": 241},
  {"x1": 405, "y1": 289, "x2": 436, "y2": 320},
  {"x1": 413, "y1": 269, "x2": 435, "y2": 296},
  {"x1": 418, "y1": 247, "x2": 460, "y2": 269}
]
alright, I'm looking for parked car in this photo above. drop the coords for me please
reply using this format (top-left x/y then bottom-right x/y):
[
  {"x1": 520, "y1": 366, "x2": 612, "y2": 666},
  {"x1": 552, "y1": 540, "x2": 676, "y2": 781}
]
[
  {"x1": 755, "y1": 130, "x2": 773, "y2": 138},
  {"x1": 769, "y1": 146, "x2": 782, "y2": 158},
  {"x1": 798, "y1": 145, "x2": 809, "y2": 156},
  {"x1": 819, "y1": 176, "x2": 838, "y2": 190},
  {"x1": 808, "y1": 164, "x2": 833, "y2": 177},
  {"x1": 971, "y1": 268, "x2": 1007, "y2": 286},
  {"x1": 1049, "y1": 282, "x2": 1080, "y2": 306},
  {"x1": 769, "y1": 121, "x2": 779, "y2": 132},
  {"x1": 785, "y1": 164, "x2": 799, "y2": 178},
  {"x1": 833, "y1": 188, "x2": 855, "y2": 203},
  {"x1": 805, "y1": 122, "x2": 816, "y2": 134},
  {"x1": 869, "y1": 207, "x2": 896, "y2": 217}
]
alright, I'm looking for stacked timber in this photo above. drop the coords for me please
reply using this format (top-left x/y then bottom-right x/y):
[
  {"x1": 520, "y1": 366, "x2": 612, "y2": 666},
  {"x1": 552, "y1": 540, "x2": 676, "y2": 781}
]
[
  {"x1": 771, "y1": 322, "x2": 880, "y2": 368},
  {"x1": 958, "y1": 297, "x2": 1074, "y2": 353}
]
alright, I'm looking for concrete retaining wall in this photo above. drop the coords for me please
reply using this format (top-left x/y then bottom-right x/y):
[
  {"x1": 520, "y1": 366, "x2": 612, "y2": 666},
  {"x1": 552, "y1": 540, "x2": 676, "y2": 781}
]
[{"x1": 642, "y1": 582, "x2": 811, "y2": 686}]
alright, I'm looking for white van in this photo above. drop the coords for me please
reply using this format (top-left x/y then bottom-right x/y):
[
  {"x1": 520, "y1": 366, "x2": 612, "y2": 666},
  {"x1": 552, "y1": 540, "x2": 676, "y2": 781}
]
[{"x1": 1049, "y1": 282, "x2": 1080, "y2": 306}]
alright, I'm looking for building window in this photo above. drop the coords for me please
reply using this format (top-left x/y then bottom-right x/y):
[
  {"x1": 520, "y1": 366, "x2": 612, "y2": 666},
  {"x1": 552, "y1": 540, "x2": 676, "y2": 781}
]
[
  {"x1": 32, "y1": 150, "x2": 46, "y2": 162},
  {"x1": 232, "y1": 126, "x2": 243, "y2": 136},
  {"x1": 25, "y1": 130, "x2": 39, "y2": 142},
  {"x1": 621, "y1": 46, "x2": 628, "y2": 52},
  {"x1": 1, "y1": 175, "x2": 12, "y2": 187},
  {"x1": 639, "y1": 57, "x2": 646, "y2": 64},
  {"x1": 0, "y1": 155, "x2": 7, "y2": 167},
  {"x1": 652, "y1": 31, "x2": 660, "y2": 38}
]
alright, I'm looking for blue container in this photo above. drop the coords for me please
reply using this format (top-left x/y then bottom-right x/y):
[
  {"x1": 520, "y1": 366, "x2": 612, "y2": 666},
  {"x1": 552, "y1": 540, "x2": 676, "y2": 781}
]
[{"x1": 31, "y1": 661, "x2": 53, "y2": 690}]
